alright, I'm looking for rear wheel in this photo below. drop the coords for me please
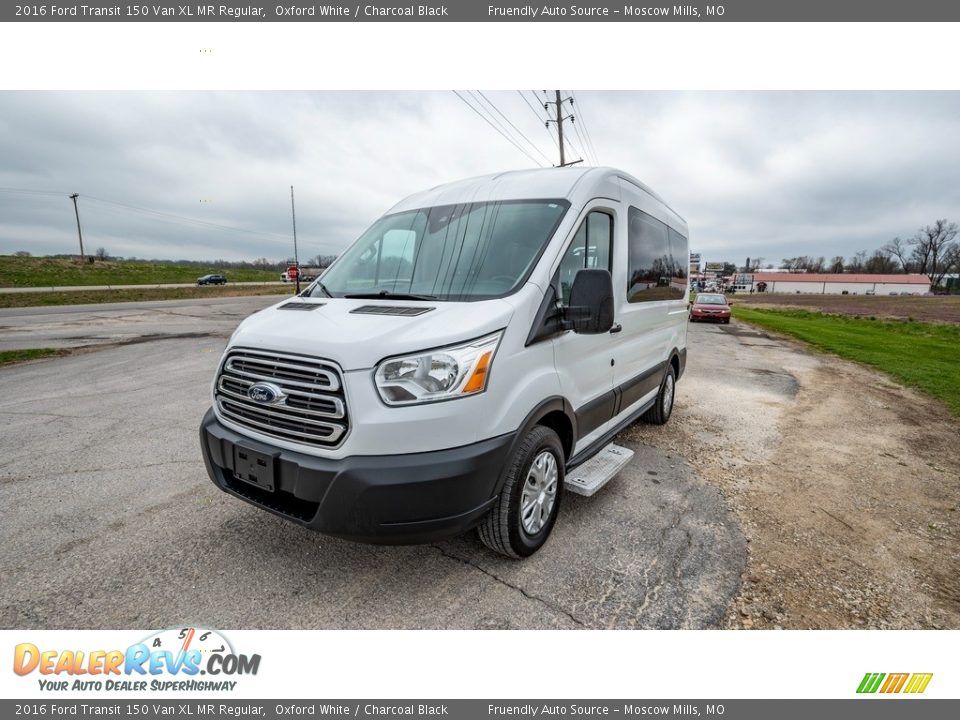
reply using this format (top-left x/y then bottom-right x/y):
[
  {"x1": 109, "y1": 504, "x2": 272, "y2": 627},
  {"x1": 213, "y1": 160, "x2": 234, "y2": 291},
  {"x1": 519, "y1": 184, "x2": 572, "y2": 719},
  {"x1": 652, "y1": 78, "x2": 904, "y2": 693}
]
[
  {"x1": 642, "y1": 364, "x2": 676, "y2": 425},
  {"x1": 478, "y1": 425, "x2": 564, "y2": 558}
]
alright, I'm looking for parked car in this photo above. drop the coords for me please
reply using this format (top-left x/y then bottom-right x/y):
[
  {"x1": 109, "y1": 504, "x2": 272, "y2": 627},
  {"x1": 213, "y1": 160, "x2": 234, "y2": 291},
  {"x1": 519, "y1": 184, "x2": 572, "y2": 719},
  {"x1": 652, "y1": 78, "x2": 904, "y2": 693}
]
[
  {"x1": 199, "y1": 167, "x2": 689, "y2": 558},
  {"x1": 689, "y1": 293, "x2": 731, "y2": 323},
  {"x1": 197, "y1": 274, "x2": 227, "y2": 286}
]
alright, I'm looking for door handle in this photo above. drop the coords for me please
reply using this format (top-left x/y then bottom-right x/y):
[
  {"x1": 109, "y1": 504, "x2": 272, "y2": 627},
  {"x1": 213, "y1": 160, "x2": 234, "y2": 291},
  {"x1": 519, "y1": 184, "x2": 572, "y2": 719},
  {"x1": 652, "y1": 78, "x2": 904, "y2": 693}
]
[{"x1": 609, "y1": 323, "x2": 623, "y2": 334}]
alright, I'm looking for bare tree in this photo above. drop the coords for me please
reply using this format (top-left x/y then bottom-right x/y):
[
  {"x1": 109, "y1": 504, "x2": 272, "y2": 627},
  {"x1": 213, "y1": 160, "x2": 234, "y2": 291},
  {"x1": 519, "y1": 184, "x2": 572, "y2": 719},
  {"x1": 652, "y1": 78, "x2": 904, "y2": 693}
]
[
  {"x1": 883, "y1": 237, "x2": 911, "y2": 273},
  {"x1": 847, "y1": 250, "x2": 868, "y2": 273},
  {"x1": 829, "y1": 256, "x2": 844, "y2": 273},
  {"x1": 909, "y1": 219, "x2": 958, "y2": 289},
  {"x1": 13, "y1": 250, "x2": 30, "y2": 257},
  {"x1": 95, "y1": 247, "x2": 108, "y2": 260},
  {"x1": 864, "y1": 249, "x2": 897, "y2": 274}
]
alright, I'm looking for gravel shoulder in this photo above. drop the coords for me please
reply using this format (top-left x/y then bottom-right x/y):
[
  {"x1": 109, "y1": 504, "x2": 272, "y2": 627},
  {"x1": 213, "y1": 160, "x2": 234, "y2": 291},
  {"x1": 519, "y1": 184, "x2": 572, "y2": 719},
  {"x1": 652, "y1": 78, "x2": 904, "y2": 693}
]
[{"x1": 627, "y1": 320, "x2": 960, "y2": 629}]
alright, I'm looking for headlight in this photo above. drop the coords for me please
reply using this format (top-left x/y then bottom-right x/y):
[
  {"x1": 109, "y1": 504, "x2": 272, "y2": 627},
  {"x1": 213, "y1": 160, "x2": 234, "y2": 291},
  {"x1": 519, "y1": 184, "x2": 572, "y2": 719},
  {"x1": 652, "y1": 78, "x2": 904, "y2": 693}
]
[{"x1": 374, "y1": 331, "x2": 503, "y2": 406}]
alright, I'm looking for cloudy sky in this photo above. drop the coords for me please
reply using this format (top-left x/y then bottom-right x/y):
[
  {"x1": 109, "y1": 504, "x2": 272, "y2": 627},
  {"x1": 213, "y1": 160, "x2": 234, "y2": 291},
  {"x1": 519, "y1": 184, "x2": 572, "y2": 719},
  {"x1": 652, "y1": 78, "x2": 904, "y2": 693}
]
[{"x1": 1, "y1": 91, "x2": 958, "y2": 266}]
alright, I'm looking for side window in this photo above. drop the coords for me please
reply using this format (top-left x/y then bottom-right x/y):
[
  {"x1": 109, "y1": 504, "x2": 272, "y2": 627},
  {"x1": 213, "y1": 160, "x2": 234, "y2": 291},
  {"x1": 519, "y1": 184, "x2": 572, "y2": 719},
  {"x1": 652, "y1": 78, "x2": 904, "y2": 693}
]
[
  {"x1": 557, "y1": 211, "x2": 613, "y2": 304},
  {"x1": 627, "y1": 206, "x2": 686, "y2": 302}
]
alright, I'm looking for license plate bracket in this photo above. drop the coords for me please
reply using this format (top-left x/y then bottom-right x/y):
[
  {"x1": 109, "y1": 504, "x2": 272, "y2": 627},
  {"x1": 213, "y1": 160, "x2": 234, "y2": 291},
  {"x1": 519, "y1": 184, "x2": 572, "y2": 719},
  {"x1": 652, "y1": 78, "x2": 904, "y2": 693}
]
[{"x1": 232, "y1": 443, "x2": 278, "y2": 492}]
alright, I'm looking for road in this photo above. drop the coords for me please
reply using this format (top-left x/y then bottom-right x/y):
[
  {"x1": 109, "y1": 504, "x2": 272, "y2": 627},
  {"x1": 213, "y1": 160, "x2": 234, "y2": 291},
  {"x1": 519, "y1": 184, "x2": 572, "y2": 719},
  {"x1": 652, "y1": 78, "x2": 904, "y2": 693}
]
[
  {"x1": 3, "y1": 299, "x2": 956, "y2": 629},
  {"x1": 0, "y1": 299, "x2": 746, "y2": 629},
  {"x1": 0, "y1": 295, "x2": 280, "y2": 351}
]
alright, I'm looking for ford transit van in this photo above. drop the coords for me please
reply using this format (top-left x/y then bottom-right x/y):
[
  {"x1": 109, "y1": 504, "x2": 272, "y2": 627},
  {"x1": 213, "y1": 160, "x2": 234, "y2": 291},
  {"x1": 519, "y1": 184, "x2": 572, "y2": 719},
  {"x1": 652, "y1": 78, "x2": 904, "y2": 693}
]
[{"x1": 200, "y1": 167, "x2": 689, "y2": 557}]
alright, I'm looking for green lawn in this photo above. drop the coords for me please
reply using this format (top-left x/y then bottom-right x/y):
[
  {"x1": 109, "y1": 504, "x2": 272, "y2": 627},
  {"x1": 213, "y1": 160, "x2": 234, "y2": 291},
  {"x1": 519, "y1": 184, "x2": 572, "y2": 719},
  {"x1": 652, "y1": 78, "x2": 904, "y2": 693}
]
[
  {"x1": 0, "y1": 255, "x2": 279, "y2": 287},
  {"x1": 734, "y1": 307, "x2": 960, "y2": 416},
  {"x1": 0, "y1": 348, "x2": 67, "y2": 365}
]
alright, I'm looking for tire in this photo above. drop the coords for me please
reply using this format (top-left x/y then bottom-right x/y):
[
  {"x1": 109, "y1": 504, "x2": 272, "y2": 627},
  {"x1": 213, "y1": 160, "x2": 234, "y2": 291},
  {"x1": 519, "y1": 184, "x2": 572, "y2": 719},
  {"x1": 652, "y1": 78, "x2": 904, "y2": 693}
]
[
  {"x1": 723, "y1": 318, "x2": 730, "y2": 324},
  {"x1": 478, "y1": 425, "x2": 564, "y2": 559},
  {"x1": 642, "y1": 364, "x2": 676, "y2": 425}
]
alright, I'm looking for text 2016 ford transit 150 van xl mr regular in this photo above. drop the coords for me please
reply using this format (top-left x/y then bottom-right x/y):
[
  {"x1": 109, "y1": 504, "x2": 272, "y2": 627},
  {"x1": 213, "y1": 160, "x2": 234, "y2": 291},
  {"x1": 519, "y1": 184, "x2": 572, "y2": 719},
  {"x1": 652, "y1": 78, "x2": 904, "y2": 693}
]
[{"x1": 200, "y1": 167, "x2": 689, "y2": 557}]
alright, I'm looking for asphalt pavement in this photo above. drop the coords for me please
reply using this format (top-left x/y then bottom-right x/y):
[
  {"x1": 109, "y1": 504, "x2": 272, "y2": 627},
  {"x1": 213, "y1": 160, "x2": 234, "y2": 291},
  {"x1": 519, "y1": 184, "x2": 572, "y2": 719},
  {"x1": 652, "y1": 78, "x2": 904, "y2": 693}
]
[
  {"x1": 0, "y1": 295, "x2": 280, "y2": 351},
  {"x1": 0, "y1": 300, "x2": 746, "y2": 629}
]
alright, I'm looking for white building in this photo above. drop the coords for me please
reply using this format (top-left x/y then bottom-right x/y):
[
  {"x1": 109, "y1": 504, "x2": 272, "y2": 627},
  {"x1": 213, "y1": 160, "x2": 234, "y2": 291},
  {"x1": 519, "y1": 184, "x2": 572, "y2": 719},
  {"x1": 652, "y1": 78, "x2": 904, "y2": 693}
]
[{"x1": 750, "y1": 273, "x2": 930, "y2": 295}]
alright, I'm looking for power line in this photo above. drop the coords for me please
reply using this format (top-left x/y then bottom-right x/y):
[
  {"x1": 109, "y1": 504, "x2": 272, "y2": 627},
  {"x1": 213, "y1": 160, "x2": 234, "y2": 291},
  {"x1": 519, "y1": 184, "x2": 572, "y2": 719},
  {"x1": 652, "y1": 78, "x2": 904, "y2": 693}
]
[
  {"x1": 466, "y1": 91, "x2": 549, "y2": 168},
  {"x1": 467, "y1": 91, "x2": 536, "y2": 159},
  {"x1": 570, "y1": 91, "x2": 601, "y2": 165},
  {"x1": 0, "y1": 187, "x2": 72, "y2": 198},
  {"x1": 476, "y1": 91, "x2": 553, "y2": 165},
  {"x1": 570, "y1": 113, "x2": 595, "y2": 166},
  {"x1": 451, "y1": 90, "x2": 543, "y2": 166},
  {"x1": 518, "y1": 90, "x2": 547, "y2": 126},
  {"x1": 529, "y1": 91, "x2": 561, "y2": 151}
]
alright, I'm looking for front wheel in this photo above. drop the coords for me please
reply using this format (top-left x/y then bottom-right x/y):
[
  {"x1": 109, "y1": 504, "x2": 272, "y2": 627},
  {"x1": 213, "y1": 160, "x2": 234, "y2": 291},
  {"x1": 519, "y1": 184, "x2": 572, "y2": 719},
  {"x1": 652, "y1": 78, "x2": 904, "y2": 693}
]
[
  {"x1": 478, "y1": 425, "x2": 564, "y2": 558},
  {"x1": 642, "y1": 364, "x2": 676, "y2": 425}
]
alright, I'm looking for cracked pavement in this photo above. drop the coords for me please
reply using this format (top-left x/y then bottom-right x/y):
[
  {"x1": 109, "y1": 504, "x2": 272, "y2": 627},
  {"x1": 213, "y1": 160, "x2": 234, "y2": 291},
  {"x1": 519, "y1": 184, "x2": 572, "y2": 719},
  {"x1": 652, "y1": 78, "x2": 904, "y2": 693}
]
[{"x1": 0, "y1": 300, "x2": 746, "y2": 629}]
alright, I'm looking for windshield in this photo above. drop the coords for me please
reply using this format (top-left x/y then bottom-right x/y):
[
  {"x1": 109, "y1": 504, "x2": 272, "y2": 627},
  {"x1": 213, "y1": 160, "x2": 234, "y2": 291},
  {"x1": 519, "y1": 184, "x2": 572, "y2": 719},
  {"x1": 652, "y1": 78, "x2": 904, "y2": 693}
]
[
  {"x1": 309, "y1": 199, "x2": 569, "y2": 301},
  {"x1": 696, "y1": 294, "x2": 727, "y2": 305}
]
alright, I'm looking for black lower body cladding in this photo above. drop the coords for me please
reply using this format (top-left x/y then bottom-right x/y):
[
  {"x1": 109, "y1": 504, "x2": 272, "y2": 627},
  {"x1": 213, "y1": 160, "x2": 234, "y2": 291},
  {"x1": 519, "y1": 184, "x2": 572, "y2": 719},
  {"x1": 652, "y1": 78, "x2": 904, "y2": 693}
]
[{"x1": 199, "y1": 408, "x2": 514, "y2": 544}]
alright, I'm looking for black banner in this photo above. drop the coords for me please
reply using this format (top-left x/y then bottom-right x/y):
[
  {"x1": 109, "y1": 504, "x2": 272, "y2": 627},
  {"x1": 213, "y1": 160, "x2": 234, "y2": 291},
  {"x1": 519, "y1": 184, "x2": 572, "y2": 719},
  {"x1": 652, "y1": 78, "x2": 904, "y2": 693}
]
[{"x1": 3, "y1": 1, "x2": 959, "y2": 22}]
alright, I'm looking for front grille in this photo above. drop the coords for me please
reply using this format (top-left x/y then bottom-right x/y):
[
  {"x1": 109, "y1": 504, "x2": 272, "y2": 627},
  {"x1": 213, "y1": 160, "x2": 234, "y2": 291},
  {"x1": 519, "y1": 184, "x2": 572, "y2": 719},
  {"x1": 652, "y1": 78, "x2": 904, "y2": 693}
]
[{"x1": 215, "y1": 348, "x2": 348, "y2": 448}]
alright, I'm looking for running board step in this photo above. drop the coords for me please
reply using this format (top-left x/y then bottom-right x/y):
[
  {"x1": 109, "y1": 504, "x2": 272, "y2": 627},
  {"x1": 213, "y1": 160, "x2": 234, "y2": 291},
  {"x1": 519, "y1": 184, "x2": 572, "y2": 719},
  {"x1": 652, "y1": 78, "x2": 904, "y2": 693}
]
[{"x1": 564, "y1": 443, "x2": 635, "y2": 497}]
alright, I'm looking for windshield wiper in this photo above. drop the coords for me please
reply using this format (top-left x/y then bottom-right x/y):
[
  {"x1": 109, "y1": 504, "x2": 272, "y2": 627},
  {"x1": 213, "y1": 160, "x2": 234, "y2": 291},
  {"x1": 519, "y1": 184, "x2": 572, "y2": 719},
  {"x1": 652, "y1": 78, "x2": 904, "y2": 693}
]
[
  {"x1": 312, "y1": 281, "x2": 333, "y2": 298},
  {"x1": 344, "y1": 290, "x2": 438, "y2": 301}
]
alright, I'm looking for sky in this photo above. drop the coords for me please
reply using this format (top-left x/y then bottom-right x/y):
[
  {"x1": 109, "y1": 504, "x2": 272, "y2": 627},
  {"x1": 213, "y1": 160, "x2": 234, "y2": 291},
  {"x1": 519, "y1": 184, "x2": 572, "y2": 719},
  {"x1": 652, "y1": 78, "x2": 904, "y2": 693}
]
[{"x1": 1, "y1": 91, "x2": 958, "y2": 266}]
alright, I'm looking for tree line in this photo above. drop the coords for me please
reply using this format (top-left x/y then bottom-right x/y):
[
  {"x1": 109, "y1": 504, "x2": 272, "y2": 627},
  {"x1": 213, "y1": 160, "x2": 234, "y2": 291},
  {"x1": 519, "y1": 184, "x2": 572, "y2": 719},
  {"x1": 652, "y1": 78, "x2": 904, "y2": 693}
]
[{"x1": 772, "y1": 219, "x2": 959, "y2": 288}]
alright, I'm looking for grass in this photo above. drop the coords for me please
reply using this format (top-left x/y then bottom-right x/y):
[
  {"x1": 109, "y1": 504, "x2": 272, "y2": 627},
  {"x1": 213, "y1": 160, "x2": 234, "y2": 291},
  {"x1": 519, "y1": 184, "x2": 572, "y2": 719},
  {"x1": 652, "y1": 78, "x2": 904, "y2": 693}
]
[
  {"x1": 734, "y1": 307, "x2": 960, "y2": 416},
  {"x1": 0, "y1": 284, "x2": 294, "y2": 309},
  {"x1": 0, "y1": 255, "x2": 279, "y2": 287},
  {"x1": 0, "y1": 348, "x2": 67, "y2": 365}
]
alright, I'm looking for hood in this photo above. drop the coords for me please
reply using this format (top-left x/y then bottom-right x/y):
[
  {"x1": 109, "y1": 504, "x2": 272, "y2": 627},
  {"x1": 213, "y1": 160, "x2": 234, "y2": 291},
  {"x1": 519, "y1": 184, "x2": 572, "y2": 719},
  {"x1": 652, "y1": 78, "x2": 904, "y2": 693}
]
[{"x1": 228, "y1": 296, "x2": 516, "y2": 371}]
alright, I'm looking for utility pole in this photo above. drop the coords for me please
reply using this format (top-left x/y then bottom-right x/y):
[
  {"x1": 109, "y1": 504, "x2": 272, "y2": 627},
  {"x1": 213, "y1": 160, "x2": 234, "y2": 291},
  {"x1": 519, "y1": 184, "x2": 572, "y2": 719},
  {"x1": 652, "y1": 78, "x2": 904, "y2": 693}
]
[
  {"x1": 290, "y1": 185, "x2": 300, "y2": 294},
  {"x1": 544, "y1": 90, "x2": 582, "y2": 167},
  {"x1": 69, "y1": 193, "x2": 85, "y2": 261}
]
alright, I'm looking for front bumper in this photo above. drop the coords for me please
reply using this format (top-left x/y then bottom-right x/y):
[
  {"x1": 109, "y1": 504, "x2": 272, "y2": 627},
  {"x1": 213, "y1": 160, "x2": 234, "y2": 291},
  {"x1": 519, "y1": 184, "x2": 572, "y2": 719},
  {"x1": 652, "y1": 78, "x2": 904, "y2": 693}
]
[
  {"x1": 199, "y1": 408, "x2": 513, "y2": 544},
  {"x1": 691, "y1": 311, "x2": 730, "y2": 322}
]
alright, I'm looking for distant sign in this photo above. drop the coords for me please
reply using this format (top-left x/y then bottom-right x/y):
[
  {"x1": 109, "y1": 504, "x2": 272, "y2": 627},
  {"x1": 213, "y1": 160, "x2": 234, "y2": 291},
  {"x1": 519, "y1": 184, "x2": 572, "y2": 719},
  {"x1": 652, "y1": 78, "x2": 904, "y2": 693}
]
[
  {"x1": 705, "y1": 261, "x2": 725, "y2": 272},
  {"x1": 689, "y1": 253, "x2": 701, "y2": 263}
]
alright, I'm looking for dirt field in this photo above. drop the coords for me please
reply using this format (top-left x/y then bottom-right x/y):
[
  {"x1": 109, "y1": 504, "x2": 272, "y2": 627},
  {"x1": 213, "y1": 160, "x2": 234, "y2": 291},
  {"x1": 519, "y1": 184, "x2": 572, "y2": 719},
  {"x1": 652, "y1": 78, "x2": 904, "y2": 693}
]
[
  {"x1": 626, "y1": 321, "x2": 960, "y2": 629},
  {"x1": 734, "y1": 293, "x2": 960, "y2": 324}
]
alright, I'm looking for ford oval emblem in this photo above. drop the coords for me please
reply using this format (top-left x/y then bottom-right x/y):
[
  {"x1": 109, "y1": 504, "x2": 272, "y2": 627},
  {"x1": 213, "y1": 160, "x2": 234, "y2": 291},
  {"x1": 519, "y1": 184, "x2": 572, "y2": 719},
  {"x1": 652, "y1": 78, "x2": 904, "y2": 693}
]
[{"x1": 247, "y1": 382, "x2": 284, "y2": 404}]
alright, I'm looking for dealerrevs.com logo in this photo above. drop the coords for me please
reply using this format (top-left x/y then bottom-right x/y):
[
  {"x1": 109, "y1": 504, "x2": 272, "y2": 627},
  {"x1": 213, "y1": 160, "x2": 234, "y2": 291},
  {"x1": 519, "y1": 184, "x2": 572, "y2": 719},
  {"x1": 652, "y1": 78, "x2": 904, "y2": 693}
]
[{"x1": 13, "y1": 627, "x2": 261, "y2": 692}]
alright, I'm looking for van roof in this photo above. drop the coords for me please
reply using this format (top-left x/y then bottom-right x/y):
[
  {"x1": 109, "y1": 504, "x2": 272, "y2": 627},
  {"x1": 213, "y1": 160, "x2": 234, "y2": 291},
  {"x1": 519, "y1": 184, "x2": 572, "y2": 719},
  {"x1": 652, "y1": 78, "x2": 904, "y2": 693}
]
[{"x1": 386, "y1": 167, "x2": 686, "y2": 227}]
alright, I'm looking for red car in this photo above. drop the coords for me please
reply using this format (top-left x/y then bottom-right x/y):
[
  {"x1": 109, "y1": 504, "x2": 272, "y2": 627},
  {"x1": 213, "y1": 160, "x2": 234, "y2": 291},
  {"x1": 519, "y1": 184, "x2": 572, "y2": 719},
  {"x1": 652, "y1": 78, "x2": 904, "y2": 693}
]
[{"x1": 689, "y1": 293, "x2": 732, "y2": 323}]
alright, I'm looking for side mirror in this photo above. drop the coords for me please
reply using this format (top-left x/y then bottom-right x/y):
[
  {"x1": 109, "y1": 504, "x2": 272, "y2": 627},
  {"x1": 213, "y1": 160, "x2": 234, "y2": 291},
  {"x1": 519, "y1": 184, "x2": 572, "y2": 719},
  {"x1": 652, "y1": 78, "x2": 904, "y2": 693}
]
[
  {"x1": 727, "y1": 301, "x2": 734, "y2": 306},
  {"x1": 567, "y1": 269, "x2": 614, "y2": 334}
]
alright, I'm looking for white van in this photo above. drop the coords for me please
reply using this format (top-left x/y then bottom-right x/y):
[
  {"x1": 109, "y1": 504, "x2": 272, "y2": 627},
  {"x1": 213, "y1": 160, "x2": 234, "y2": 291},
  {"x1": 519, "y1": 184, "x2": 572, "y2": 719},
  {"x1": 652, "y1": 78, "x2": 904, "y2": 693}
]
[{"x1": 200, "y1": 167, "x2": 689, "y2": 557}]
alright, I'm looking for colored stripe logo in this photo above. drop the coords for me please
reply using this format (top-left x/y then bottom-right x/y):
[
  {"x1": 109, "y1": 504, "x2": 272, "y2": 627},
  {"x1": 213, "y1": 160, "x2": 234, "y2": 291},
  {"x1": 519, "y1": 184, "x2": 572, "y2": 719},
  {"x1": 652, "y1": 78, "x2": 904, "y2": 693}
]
[{"x1": 857, "y1": 672, "x2": 933, "y2": 694}]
